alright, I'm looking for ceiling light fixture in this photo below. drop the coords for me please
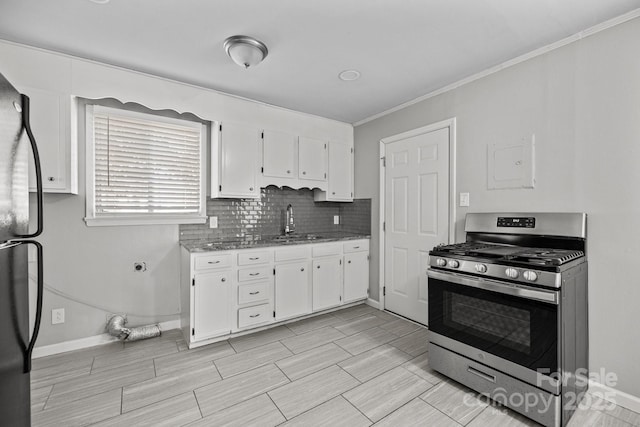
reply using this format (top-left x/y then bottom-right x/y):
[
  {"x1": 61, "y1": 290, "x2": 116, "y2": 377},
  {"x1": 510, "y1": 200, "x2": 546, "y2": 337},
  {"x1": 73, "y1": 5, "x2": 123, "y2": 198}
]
[
  {"x1": 223, "y1": 35, "x2": 268, "y2": 69},
  {"x1": 88, "y1": 0, "x2": 110, "y2": 4},
  {"x1": 338, "y1": 70, "x2": 361, "y2": 81}
]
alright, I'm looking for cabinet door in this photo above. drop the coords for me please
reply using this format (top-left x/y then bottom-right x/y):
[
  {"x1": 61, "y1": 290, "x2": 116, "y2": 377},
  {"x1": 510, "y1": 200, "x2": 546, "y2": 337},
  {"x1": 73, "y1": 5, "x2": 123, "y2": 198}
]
[
  {"x1": 263, "y1": 130, "x2": 297, "y2": 179},
  {"x1": 217, "y1": 123, "x2": 260, "y2": 198},
  {"x1": 298, "y1": 136, "x2": 327, "y2": 181},
  {"x1": 193, "y1": 270, "x2": 231, "y2": 340},
  {"x1": 275, "y1": 261, "x2": 311, "y2": 320},
  {"x1": 21, "y1": 86, "x2": 76, "y2": 194},
  {"x1": 312, "y1": 257, "x2": 342, "y2": 311},
  {"x1": 328, "y1": 141, "x2": 353, "y2": 200},
  {"x1": 344, "y1": 252, "x2": 369, "y2": 302}
]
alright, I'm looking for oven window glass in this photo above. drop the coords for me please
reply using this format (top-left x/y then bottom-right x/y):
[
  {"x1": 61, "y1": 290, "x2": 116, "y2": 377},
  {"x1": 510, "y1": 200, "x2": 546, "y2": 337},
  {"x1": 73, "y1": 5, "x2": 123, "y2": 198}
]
[
  {"x1": 429, "y1": 277, "x2": 558, "y2": 373},
  {"x1": 448, "y1": 294, "x2": 531, "y2": 354}
]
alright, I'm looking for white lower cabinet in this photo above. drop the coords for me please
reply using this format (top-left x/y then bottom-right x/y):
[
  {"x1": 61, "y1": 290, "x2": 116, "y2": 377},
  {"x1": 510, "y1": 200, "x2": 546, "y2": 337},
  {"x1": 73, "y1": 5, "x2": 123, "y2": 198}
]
[
  {"x1": 275, "y1": 260, "x2": 311, "y2": 321},
  {"x1": 312, "y1": 256, "x2": 343, "y2": 311},
  {"x1": 344, "y1": 252, "x2": 369, "y2": 302},
  {"x1": 192, "y1": 270, "x2": 232, "y2": 341},
  {"x1": 182, "y1": 239, "x2": 369, "y2": 348}
]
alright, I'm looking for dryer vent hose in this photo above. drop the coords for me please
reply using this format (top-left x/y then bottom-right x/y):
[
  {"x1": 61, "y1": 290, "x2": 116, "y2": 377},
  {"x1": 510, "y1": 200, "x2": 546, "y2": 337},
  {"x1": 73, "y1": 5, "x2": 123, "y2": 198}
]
[{"x1": 106, "y1": 315, "x2": 161, "y2": 342}]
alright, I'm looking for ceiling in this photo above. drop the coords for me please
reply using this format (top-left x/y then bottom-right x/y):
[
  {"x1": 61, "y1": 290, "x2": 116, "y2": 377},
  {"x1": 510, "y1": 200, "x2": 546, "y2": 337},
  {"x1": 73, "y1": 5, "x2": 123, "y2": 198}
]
[{"x1": 1, "y1": 0, "x2": 639, "y2": 124}]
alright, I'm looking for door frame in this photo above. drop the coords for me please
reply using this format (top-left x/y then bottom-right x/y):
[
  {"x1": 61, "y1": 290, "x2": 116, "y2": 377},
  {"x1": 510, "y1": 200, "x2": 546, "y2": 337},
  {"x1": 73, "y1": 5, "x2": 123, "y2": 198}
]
[{"x1": 378, "y1": 117, "x2": 457, "y2": 311}]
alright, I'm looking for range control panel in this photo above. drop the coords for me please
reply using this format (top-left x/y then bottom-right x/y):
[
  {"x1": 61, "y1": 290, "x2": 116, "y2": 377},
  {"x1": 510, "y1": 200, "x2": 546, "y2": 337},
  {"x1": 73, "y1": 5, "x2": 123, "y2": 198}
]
[{"x1": 497, "y1": 217, "x2": 536, "y2": 228}]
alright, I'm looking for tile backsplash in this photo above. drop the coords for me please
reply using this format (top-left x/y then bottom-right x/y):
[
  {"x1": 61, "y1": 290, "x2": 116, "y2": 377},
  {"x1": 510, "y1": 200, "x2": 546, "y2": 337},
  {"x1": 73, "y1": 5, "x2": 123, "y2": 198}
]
[{"x1": 179, "y1": 186, "x2": 371, "y2": 243}]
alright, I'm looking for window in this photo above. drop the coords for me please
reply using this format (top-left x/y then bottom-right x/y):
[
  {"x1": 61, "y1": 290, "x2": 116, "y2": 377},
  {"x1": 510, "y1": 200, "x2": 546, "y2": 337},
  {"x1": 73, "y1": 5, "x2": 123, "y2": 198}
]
[{"x1": 85, "y1": 104, "x2": 207, "y2": 226}]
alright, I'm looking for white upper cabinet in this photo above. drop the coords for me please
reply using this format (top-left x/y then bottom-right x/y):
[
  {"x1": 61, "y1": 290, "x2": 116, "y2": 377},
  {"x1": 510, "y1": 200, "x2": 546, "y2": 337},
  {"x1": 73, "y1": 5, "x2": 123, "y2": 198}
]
[
  {"x1": 211, "y1": 122, "x2": 261, "y2": 199},
  {"x1": 314, "y1": 140, "x2": 353, "y2": 202},
  {"x1": 262, "y1": 130, "x2": 297, "y2": 179},
  {"x1": 298, "y1": 136, "x2": 327, "y2": 181}
]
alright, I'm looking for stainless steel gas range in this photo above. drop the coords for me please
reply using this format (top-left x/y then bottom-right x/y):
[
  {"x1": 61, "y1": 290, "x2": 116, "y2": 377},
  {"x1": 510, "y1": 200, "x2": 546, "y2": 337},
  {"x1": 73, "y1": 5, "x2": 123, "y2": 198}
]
[{"x1": 427, "y1": 212, "x2": 588, "y2": 427}]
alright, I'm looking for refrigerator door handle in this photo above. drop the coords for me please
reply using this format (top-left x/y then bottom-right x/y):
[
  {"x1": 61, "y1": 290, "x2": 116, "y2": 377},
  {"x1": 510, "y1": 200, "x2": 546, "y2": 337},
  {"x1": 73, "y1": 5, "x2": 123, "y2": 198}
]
[
  {"x1": 15, "y1": 94, "x2": 44, "y2": 239},
  {"x1": 19, "y1": 240, "x2": 43, "y2": 373}
]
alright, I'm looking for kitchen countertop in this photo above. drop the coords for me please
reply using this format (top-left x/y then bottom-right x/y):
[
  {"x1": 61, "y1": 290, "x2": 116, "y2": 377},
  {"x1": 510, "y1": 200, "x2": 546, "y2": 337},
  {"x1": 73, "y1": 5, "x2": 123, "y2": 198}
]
[{"x1": 181, "y1": 232, "x2": 370, "y2": 252}]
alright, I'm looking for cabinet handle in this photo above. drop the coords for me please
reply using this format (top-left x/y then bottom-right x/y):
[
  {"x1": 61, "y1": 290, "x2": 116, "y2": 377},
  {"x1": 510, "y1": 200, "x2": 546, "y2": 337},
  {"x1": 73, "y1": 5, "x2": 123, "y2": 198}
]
[
  {"x1": 300, "y1": 267, "x2": 305, "y2": 272},
  {"x1": 353, "y1": 246, "x2": 360, "y2": 249},
  {"x1": 249, "y1": 313, "x2": 261, "y2": 318},
  {"x1": 249, "y1": 291, "x2": 260, "y2": 295},
  {"x1": 221, "y1": 277, "x2": 226, "y2": 282},
  {"x1": 249, "y1": 257, "x2": 260, "y2": 260},
  {"x1": 249, "y1": 273, "x2": 260, "y2": 276},
  {"x1": 208, "y1": 260, "x2": 220, "y2": 264}
]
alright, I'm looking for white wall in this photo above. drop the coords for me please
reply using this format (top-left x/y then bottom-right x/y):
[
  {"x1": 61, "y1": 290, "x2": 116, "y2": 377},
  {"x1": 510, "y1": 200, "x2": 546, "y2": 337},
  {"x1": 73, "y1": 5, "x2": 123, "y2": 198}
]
[
  {"x1": 355, "y1": 17, "x2": 640, "y2": 398},
  {"x1": 0, "y1": 40, "x2": 353, "y2": 347}
]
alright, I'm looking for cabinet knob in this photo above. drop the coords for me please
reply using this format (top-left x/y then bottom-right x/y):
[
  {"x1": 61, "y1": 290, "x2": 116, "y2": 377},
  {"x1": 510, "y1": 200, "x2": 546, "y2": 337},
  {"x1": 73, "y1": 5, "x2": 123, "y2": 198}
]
[
  {"x1": 287, "y1": 170, "x2": 291, "y2": 174},
  {"x1": 302, "y1": 171, "x2": 306, "y2": 175},
  {"x1": 332, "y1": 192, "x2": 335, "y2": 195},
  {"x1": 48, "y1": 177, "x2": 55, "y2": 182},
  {"x1": 317, "y1": 265, "x2": 320, "y2": 269},
  {"x1": 348, "y1": 260, "x2": 351, "y2": 264},
  {"x1": 249, "y1": 187, "x2": 254, "y2": 191},
  {"x1": 300, "y1": 267, "x2": 305, "y2": 271},
  {"x1": 221, "y1": 277, "x2": 226, "y2": 282}
]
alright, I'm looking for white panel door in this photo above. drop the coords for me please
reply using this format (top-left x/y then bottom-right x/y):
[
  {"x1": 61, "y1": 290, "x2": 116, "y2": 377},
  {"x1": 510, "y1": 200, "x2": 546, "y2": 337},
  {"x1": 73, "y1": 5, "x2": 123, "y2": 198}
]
[
  {"x1": 275, "y1": 261, "x2": 311, "y2": 320},
  {"x1": 298, "y1": 136, "x2": 327, "y2": 181},
  {"x1": 218, "y1": 122, "x2": 260, "y2": 198},
  {"x1": 384, "y1": 126, "x2": 449, "y2": 324},
  {"x1": 263, "y1": 130, "x2": 297, "y2": 179}
]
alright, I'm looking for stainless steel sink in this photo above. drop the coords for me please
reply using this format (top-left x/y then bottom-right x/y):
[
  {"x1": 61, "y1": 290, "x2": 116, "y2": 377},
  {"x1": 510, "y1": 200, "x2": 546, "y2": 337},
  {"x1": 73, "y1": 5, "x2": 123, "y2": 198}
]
[{"x1": 271, "y1": 234, "x2": 320, "y2": 242}]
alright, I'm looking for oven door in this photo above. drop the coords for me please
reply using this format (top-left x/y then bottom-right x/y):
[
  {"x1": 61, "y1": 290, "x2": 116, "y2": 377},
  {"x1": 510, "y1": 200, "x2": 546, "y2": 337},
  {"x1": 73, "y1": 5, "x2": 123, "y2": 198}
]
[{"x1": 428, "y1": 269, "x2": 559, "y2": 386}]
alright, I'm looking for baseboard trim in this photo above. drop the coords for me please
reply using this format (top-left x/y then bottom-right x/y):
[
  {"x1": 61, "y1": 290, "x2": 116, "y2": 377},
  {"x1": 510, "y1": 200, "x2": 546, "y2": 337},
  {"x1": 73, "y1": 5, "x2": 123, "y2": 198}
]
[
  {"x1": 588, "y1": 379, "x2": 640, "y2": 414},
  {"x1": 365, "y1": 298, "x2": 380, "y2": 309},
  {"x1": 32, "y1": 318, "x2": 181, "y2": 359}
]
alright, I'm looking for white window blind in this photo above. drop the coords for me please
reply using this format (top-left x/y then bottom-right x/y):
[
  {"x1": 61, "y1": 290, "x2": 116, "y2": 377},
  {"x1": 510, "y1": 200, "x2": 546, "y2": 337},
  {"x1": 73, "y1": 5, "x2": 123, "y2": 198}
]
[{"x1": 85, "y1": 105, "x2": 207, "y2": 226}]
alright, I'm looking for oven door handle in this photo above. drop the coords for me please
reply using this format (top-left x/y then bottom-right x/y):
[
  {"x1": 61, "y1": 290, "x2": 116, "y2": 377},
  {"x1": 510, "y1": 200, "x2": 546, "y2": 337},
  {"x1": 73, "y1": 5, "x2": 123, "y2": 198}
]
[{"x1": 427, "y1": 269, "x2": 558, "y2": 304}]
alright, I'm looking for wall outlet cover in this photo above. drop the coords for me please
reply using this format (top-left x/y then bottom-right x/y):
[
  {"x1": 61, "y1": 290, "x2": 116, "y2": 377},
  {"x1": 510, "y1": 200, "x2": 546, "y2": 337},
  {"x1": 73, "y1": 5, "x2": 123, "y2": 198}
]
[
  {"x1": 209, "y1": 216, "x2": 218, "y2": 228},
  {"x1": 52, "y1": 308, "x2": 65, "y2": 324},
  {"x1": 334, "y1": 215, "x2": 340, "y2": 225},
  {"x1": 460, "y1": 192, "x2": 470, "y2": 207}
]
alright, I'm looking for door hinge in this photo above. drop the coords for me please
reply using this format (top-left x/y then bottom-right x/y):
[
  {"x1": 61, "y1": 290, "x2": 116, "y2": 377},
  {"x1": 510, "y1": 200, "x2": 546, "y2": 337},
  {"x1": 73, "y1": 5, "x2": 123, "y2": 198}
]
[
  {"x1": 192, "y1": 278, "x2": 195, "y2": 287},
  {"x1": 273, "y1": 267, "x2": 276, "y2": 275},
  {"x1": 340, "y1": 296, "x2": 342, "y2": 301},
  {"x1": 351, "y1": 147, "x2": 354, "y2": 154},
  {"x1": 261, "y1": 132, "x2": 264, "y2": 139},
  {"x1": 273, "y1": 311, "x2": 276, "y2": 318},
  {"x1": 219, "y1": 185, "x2": 222, "y2": 191},
  {"x1": 191, "y1": 328, "x2": 195, "y2": 336},
  {"x1": 383, "y1": 286, "x2": 386, "y2": 296},
  {"x1": 339, "y1": 259, "x2": 342, "y2": 265},
  {"x1": 381, "y1": 156, "x2": 386, "y2": 167},
  {"x1": 324, "y1": 172, "x2": 327, "y2": 179},
  {"x1": 367, "y1": 254, "x2": 370, "y2": 261},
  {"x1": 261, "y1": 167, "x2": 264, "y2": 173},
  {"x1": 324, "y1": 143, "x2": 327, "y2": 149},
  {"x1": 383, "y1": 221, "x2": 386, "y2": 232},
  {"x1": 351, "y1": 192, "x2": 353, "y2": 198},
  {"x1": 219, "y1": 124, "x2": 222, "y2": 131}
]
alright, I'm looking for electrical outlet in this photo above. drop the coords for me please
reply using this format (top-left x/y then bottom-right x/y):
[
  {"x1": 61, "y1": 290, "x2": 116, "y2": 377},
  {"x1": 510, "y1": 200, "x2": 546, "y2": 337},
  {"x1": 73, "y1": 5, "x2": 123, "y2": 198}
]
[
  {"x1": 334, "y1": 215, "x2": 340, "y2": 225},
  {"x1": 52, "y1": 308, "x2": 65, "y2": 325},
  {"x1": 460, "y1": 192, "x2": 470, "y2": 207},
  {"x1": 209, "y1": 216, "x2": 218, "y2": 228}
]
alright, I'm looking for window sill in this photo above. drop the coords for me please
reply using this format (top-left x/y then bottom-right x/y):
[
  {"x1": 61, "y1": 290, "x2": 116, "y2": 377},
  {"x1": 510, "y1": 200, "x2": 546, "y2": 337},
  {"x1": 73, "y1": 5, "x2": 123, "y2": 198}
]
[{"x1": 84, "y1": 216, "x2": 207, "y2": 227}]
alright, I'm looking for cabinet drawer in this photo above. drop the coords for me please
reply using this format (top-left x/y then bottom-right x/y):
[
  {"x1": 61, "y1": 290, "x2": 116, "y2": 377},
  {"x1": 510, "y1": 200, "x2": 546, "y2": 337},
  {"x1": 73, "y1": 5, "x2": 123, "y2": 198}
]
[
  {"x1": 194, "y1": 253, "x2": 232, "y2": 271},
  {"x1": 238, "y1": 266, "x2": 273, "y2": 282},
  {"x1": 238, "y1": 282, "x2": 270, "y2": 305},
  {"x1": 238, "y1": 304, "x2": 271, "y2": 329},
  {"x1": 312, "y1": 243, "x2": 342, "y2": 257},
  {"x1": 275, "y1": 245, "x2": 311, "y2": 262},
  {"x1": 238, "y1": 250, "x2": 272, "y2": 266},
  {"x1": 343, "y1": 240, "x2": 369, "y2": 253}
]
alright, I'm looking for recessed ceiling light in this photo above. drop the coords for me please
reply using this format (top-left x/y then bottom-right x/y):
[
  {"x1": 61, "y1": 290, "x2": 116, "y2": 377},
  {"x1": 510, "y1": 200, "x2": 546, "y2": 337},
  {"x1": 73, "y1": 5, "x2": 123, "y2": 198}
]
[
  {"x1": 338, "y1": 70, "x2": 361, "y2": 81},
  {"x1": 88, "y1": 0, "x2": 110, "y2": 4}
]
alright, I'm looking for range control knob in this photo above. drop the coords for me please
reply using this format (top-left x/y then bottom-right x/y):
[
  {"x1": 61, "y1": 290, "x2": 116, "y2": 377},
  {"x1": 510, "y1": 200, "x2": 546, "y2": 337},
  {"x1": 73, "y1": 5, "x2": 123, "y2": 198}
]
[
  {"x1": 505, "y1": 268, "x2": 519, "y2": 279},
  {"x1": 475, "y1": 264, "x2": 488, "y2": 273},
  {"x1": 523, "y1": 271, "x2": 538, "y2": 282},
  {"x1": 436, "y1": 258, "x2": 447, "y2": 267},
  {"x1": 447, "y1": 260, "x2": 460, "y2": 268}
]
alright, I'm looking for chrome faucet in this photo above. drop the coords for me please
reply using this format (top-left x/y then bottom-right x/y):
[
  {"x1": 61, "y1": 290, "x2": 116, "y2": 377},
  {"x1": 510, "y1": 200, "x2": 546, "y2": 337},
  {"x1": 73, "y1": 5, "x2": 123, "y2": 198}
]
[{"x1": 284, "y1": 204, "x2": 295, "y2": 234}]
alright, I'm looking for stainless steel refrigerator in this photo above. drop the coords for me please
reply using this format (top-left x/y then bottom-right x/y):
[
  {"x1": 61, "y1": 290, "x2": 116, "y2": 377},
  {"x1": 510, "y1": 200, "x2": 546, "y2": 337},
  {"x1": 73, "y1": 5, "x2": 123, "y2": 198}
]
[{"x1": 0, "y1": 71, "x2": 44, "y2": 426}]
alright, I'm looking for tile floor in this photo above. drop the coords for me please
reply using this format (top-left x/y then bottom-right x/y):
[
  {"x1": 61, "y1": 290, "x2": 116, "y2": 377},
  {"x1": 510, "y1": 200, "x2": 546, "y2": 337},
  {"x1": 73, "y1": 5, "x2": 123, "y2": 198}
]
[{"x1": 30, "y1": 304, "x2": 640, "y2": 426}]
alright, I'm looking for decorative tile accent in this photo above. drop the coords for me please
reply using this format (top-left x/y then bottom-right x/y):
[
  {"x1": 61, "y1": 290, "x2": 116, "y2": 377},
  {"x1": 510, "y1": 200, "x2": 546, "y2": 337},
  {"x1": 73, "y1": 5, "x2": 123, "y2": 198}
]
[{"x1": 179, "y1": 186, "x2": 371, "y2": 243}]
